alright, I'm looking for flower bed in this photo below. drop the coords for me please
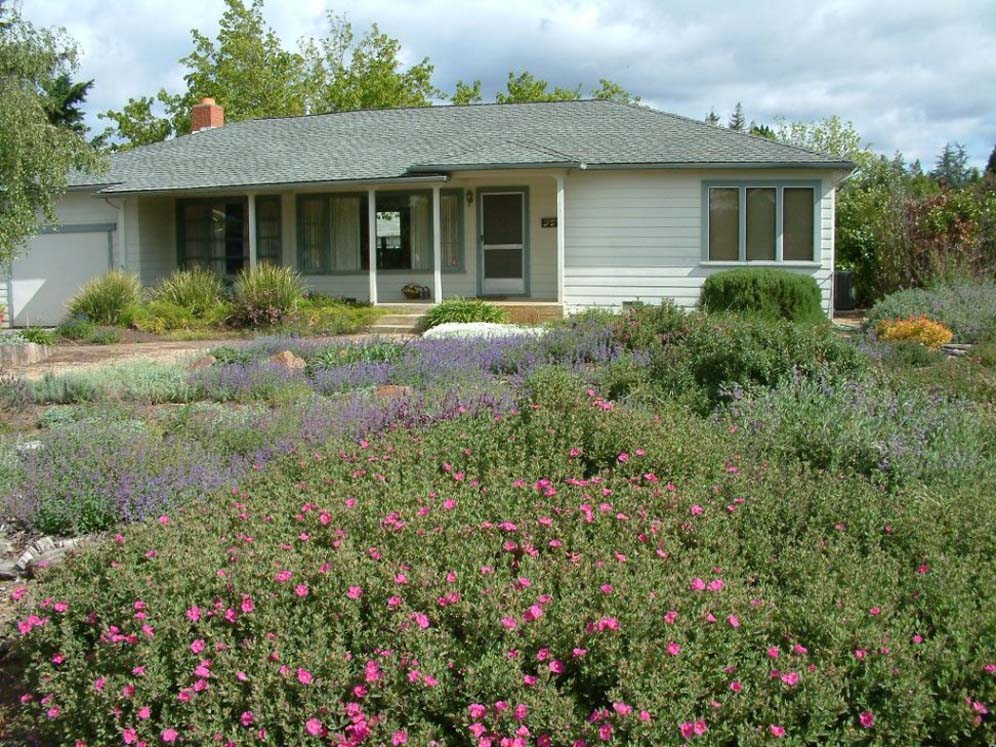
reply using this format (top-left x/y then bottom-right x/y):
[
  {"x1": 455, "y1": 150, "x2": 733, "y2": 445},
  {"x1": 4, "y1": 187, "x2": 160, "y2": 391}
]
[{"x1": 7, "y1": 397, "x2": 996, "y2": 745}]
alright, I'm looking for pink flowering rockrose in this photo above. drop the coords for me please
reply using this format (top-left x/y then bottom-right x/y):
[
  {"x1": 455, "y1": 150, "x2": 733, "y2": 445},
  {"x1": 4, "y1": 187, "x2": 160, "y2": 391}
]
[
  {"x1": 666, "y1": 642, "x2": 681, "y2": 656},
  {"x1": 769, "y1": 725, "x2": 786, "y2": 738},
  {"x1": 767, "y1": 646, "x2": 781, "y2": 659},
  {"x1": 617, "y1": 452, "x2": 629, "y2": 463},
  {"x1": 859, "y1": 711, "x2": 875, "y2": 728},
  {"x1": 679, "y1": 722, "x2": 694, "y2": 740},
  {"x1": 305, "y1": 718, "x2": 323, "y2": 736},
  {"x1": 240, "y1": 711, "x2": 254, "y2": 727},
  {"x1": 295, "y1": 584, "x2": 309, "y2": 597},
  {"x1": 729, "y1": 680, "x2": 742, "y2": 693},
  {"x1": 727, "y1": 614, "x2": 740, "y2": 628},
  {"x1": 689, "y1": 578, "x2": 706, "y2": 592},
  {"x1": 161, "y1": 728, "x2": 179, "y2": 743},
  {"x1": 186, "y1": 606, "x2": 201, "y2": 622},
  {"x1": 347, "y1": 586, "x2": 363, "y2": 600},
  {"x1": 392, "y1": 730, "x2": 408, "y2": 745},
  {"x1": 549, "y1": 659, "x2": 566, "y2": 674},
  {"x1": 780, "y1": 671, "x2": 800, "y2": 687},
  {"x1": 297, "y1": 668, "x2": 313, "y2": 685}
]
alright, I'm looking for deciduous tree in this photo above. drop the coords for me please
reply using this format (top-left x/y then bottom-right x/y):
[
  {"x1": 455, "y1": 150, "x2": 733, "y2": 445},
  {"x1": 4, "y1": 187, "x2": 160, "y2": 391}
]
[{"x1": 0, "y1": 0, "x2": 104, "y2": 264}]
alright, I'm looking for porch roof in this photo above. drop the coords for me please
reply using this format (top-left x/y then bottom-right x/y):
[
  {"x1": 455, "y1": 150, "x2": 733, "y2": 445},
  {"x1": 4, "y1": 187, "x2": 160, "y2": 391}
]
[{"x1": 72, "y1": 100, "x2": 853, "y2": 195}]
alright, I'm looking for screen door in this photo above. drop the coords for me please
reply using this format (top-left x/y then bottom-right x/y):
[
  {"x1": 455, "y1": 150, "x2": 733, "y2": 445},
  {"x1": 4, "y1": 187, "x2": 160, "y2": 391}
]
[{"x1": 481, "y1": 191, "x2": 525, "y2": 295}]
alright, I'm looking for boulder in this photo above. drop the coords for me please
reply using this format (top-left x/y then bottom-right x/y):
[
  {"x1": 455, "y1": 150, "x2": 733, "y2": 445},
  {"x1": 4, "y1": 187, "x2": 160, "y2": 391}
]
[
  {"x1": 375, "y1": 385, "x2": 414, "y2": 399},
  {"x1": 270, "y1": 350, "x2": 306, "y2": 370},
  {"x1": 189, "y1": 354, "x2": 217, "y2": 370}
]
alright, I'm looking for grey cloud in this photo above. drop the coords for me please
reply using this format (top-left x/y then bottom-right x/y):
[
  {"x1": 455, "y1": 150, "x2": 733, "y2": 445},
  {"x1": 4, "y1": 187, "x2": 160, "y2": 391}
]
[{"x1": 21, "y1": 0, "x2": 996, "y2": 166}]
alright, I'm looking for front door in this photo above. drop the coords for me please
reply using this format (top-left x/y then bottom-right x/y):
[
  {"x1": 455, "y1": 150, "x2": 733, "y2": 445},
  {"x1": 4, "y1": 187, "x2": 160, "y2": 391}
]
[{"x1": 480, "y1": 191, "x2": 526, "y2": 295}]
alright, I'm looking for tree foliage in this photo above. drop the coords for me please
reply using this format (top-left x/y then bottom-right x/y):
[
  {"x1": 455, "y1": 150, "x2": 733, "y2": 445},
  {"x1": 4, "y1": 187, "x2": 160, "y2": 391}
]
[
  {"x1": 0, "y1": 0, "x2": 104, "y2": 264},
  {"x1": 704, "y1": 109, "x2": 721, "y2": 126},
  {"x1": 300, "y1": 12, "x2": 439, "y2": 113},
  {"x1": 931, "y1": 142, "x2": 976, "y2": 187},
  {"x1": 100, "y1": 1, "x2": 440, "y2": 149},
  {"x1": 495, "y1": 71, "x2": 582, "y2": 103},
  {"x1": 40, "y1": 71, "x2": 91, "y2": 133}
]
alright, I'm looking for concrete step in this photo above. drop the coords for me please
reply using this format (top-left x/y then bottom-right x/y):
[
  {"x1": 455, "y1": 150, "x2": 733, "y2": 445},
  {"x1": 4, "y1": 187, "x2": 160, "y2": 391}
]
[
  {"x1": 371, "y1": 324, "x2": 422, "y2": 335},
  {"x1": 376, "y1": 314, "x2": 427, "y2": 325}
]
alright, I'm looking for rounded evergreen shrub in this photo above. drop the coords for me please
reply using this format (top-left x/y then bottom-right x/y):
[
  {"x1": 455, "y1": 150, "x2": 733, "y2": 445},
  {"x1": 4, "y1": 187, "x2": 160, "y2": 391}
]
[
  {"x1": 230, "y1": 264, "x2": 304, "y2": 327},
  {"x1": 423, "y1": 298, "x2": 510, "y2": 329},
  {"x1": 700, "y1": 268, "x2": 825, "y2": 323},
  {"x1": 66, "y1": 270, "x2": 142, "y2": 326}
]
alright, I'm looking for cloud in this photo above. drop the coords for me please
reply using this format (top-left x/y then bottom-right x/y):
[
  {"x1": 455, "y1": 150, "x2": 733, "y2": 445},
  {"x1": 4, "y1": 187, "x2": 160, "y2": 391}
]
[{"x1": 23, "y1": 0, "x2": 996, "y2": 166}]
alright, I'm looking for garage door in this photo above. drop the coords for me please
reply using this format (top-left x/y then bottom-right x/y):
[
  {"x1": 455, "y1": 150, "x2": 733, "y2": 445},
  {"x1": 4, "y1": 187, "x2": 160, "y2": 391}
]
[{"x1": 9, "y1": 225, "x2": 113, "y2": 327}]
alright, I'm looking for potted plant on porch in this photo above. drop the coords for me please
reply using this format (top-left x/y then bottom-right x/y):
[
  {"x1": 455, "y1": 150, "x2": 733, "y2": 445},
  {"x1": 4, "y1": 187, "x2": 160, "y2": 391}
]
[{"x1": 401, "y1": 283, "x2": 431, "y2": 300}]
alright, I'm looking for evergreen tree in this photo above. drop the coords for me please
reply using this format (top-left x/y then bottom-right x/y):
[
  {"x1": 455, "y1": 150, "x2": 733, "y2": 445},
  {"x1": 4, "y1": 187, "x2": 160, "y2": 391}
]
[
  {"x1": 985, "y1": 144, "x2": 996, "y2": 178},
  {"x1": 41, "y1": 71, "x2": 91, "y2": 133},
  {"x1": 704, "y1": 109, "x2": 720, "y2": 126},
  {"x1": 727, "y1": 102, "x2": 746, "y2": 132},
  {"x1": 931, "y1": 142, "x2": 971, "y2": 187},
  {"x1": 749, "y1": 121, "x2": 775, "y2": 139}
]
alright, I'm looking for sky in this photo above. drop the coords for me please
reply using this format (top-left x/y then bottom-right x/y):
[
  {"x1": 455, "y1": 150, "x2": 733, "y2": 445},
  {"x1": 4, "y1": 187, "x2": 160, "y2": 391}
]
[{"x1": 23, "y1": 0, "x2": 996, "y2": 168}]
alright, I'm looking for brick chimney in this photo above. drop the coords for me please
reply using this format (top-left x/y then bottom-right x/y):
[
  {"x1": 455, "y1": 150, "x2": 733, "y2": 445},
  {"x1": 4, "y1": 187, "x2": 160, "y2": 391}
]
[{"x1": 191, "y1": 97, "x2": 224, "y2": 132}]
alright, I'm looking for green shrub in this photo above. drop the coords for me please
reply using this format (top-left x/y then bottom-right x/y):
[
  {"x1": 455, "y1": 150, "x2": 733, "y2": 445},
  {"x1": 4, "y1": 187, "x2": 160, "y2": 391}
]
[
  {"x1": 29, "y1": 362, "x2": 193, "y2": 405},
  {"x1": 66, "y1": 269, "x2": 141, "y2": 326},
  {"x1": 423, "y1": 297, "x2": 509, "y2": 328},
  {"x1": 132, "y1": 299, "x2": 230, "y2": 334},
  {"x1": 865, "y1": 280, "x2": 996, "y2": 344},
  {"x1": 726, "y1": 371, "x2": 996, "y2": 489},
  {"x1": 700, "y1": 268, "x2": 825, "y2": 323},
  {"x1": 882, "y1": 340, "x2": 946, "y2": 368},
  {"x1": 612, "y1": 300, "x2": 687, "y2": 349},
  {"x1": 230, "y1": 264, "x2": 304, "y2": 327},
  {"x1": 84, "y1": 326, "x2": 121, "y2": 345},
  {"x1": 286, "y1": 296, "x2": 381, "y2": 335},
  {"x1": 55, "y1": 315, "x2": 96, "y2": 340},
  {"x1": 652, "y1": 314, "x2": 866, "y2": 412},
  {"x1": 152, "y1": 267, "x2": 224, "y2": 316},
  {"x1": 17, "y1": 327, "x2": 56, "y2": 345}
]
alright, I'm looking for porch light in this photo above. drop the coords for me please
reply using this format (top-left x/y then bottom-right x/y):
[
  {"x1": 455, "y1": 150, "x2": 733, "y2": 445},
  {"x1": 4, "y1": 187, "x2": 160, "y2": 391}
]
[{"x1": 466, "y1": 190, "x2": 473, "y2": 205}]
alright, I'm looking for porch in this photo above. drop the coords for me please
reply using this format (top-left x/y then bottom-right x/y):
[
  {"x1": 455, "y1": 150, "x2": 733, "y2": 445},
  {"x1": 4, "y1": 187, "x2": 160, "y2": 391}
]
[
  {"x1": 371, "y1": 300, "x2": 565, "y2": 333},
  {"x1": 116, "y1": 170, "x2": 567, "y2": 309}
]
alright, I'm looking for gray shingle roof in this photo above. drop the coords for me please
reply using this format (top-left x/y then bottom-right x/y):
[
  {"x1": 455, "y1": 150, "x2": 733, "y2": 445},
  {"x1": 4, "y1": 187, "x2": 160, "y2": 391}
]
[{"x1": 73, "y1": 100, "x2": 853, "y2": 194}]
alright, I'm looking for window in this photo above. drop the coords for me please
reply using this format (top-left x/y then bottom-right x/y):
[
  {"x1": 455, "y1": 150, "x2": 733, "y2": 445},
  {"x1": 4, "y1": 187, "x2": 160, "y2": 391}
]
[
  {"x1": 178, "y1": 196, "x2": 282, "y2": 275},
  {"x1": 296, "y1": 190, "x2": 464, "y2": 273},
  {"x1": 256, "y1": 196, "x2": 282, "y2": 265},
  {"x1": 705, "y1": 183, "x2": 818, "y2": 263}
]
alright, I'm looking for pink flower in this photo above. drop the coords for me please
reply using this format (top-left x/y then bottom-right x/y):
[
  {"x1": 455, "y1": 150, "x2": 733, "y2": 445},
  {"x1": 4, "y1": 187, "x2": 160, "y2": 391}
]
[
  {"x1": 769, "y1": 725, "x2": 786, "y2": 738},
  {"x1": 274, "y1": 570, "x2": 292, "y2": 583},
  {"x1": 859, "y1": 711, "x2": 875, "y2": 728},
  {"x1": 664, "y1": 610, "x2": 679, "y2": 625},
  {"x1": 729, "y1": 680, "x2": 742, "y2": 693},
  {"x1": 694, "y1": 720, "x2": 708, "y2": 736},
  {"x1": 186, "y1": 606, "x2": 201, "y2": 622},
  {"x1": 514, "y1": 703, "x2": 529, "y2": 720},
  {"x1": 469, "y1": 704, "x2": 487, "y2": 720},
  {"x1": 347, "y1": 586, "x2": 363, "y2": 600},
  {"x1": 241, "y1": 596, "x2": 255, "y2": 614},
  {"x1": 138, "y1": 706, "x2": 151, "y2": 720},
  {"x1": 666, "y1": 641, "x2": 681, "y2": 656},
  {"x1": 46, "y1": 706, "x2": 60, "y2": 719},
  {"x1": 295, "y1": 584, "x2": 309, "y2": 597},
  {"x1": 161, "y1": 728, "x2": 178, "y2": 743},
  {"x1": 297, "y1": 668, "x2": 312, "y2": 685},
  {"x1": 869, "y1": 606, "x2": 881, "y2": 616},
  {"x1": 767, "y1": 646, "x2": 781, "y2": 659},
  {"x1": 780, "y1": 671, "x2": 799, "y2": 687},
  {"x1": 190, "y1": 639, "x2": 206, "y2": 654},
  {"x1": 305, "y1": 718, "x2": 323, "y2": 736},
  {"x1": 690, "y1": 504, "x2": 704, "y2": 516},
  {"x1": 689, "y1": 578, "x2": 706, "y2": 592},
  {"x1": 392, "y1": 730, "x2": 408, "y2": 745},
  {"x1": 617, "y1": 452, "x2": 629, "y2": 463},
  {"x1": 549, "y1": 659, "x2": 565, "y2": 674},
  {"x1": 679, "y1": 722, "x2": 695, "y2": 740},
  {"x1": 727, "y1": 614, "x2": 740, "y2": 628},
  {"x1": 240, "y1": 711, "x2": 254, "y2": 727},
  {"x1": 158, "y1": 515, "x2": 170, "y2": 525},
  {"x1": 501, "y1": 616, "x2": 518, "y2": 630}
]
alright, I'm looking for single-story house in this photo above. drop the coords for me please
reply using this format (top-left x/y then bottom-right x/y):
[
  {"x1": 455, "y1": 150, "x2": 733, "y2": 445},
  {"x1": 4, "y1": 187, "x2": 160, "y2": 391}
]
[{"x1": 2, "y1": 98, "x2": 853, "y2": 327}]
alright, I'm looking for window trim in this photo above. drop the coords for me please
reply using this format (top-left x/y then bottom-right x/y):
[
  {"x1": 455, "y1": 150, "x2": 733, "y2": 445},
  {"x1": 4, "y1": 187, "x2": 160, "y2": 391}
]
[
  {"x1": 294, "y1": 190, "x2": 466, "y2": 276},
  {"x1": 701, "y1": 180, "x2": 821, "y2": 265}
]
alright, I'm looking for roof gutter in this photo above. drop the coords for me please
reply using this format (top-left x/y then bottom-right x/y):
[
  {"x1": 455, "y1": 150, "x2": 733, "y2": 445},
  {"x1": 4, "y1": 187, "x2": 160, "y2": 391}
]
[
  {"x1": 94, "y1": 174, "x2": 451, "y2": 197},
  {"x1": 407, "y1": 161, "x2": 584, "y2": 173},
  {"x1": 579, "y1": 160, "x2": 857, "y2": 171}
]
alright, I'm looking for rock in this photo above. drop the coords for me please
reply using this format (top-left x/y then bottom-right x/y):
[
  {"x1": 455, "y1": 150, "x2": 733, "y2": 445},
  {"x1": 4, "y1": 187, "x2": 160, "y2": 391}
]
[
  {"x1": 14, "y1": 536, "x2": 84, "y2": 576},
  {"x1": 270, "y1": 350, "x2": 306, "y2": 370},
  {"x1": 375, "y1": 385, "x2": 414, "y2": 400},
  {"x1": 190, "y1": 354, "x2": 217, "y2": 370},
  {"x1": 0, "y1": 561, "x2": 18, "y2": 580},
  {"x1": 421, "y1": 322, "x2": 547, "y2": 340}
]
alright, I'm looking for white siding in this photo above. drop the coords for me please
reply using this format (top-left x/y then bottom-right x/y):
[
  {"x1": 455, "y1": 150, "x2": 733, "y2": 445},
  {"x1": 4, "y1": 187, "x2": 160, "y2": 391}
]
[
  {"x1": 563, "y1": 169, "x2": 841, "y2": 315},
  {"x1": 136, "y1": 197, "x2": 176, "y2": 287}
]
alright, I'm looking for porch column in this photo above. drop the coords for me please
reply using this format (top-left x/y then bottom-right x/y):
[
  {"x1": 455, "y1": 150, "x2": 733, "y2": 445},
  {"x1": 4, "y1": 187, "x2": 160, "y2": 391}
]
[
  {"x1": 555, "y1": 174, "x2": 565, "y2": 304},
  {"x1": 432, "y1": 184, "x2": 442, "y2": 303},
  {"x1": 367, "y1": 188, "x2": 377, "y2": 304},
  {"x1": 247, "y1": 192, "x2": 258, "y2": 270},
  {"x1": 116, "y1": 198, "x2": 128, "y2": 270}
]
